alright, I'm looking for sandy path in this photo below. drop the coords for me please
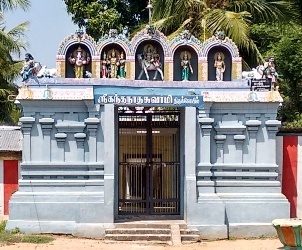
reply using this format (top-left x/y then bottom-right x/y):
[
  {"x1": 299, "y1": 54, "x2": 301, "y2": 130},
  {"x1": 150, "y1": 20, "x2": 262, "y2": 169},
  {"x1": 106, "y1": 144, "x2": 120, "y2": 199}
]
[{"x1": 0, "y1": 236, "x2": 284, "y2": 250}]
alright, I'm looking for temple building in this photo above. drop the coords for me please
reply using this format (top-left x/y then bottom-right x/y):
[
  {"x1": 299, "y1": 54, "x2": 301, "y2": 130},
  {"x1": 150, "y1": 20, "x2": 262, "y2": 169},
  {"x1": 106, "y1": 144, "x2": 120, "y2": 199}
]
[{"x1": 6, "y1": 25, "x2": 289, "y2": 239}]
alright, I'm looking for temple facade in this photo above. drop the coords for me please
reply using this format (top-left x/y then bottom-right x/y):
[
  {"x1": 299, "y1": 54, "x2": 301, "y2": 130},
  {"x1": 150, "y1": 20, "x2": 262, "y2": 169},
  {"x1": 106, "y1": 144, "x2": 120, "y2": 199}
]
[{"x1": 6, "y1": 26, "x2": 289, "y2": 239}]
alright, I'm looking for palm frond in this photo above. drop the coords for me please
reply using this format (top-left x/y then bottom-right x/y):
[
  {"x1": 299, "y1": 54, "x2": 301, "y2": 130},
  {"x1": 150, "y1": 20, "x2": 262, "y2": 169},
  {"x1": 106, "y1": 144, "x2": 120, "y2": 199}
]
[{"x1": 0, "y1": 0, "x2": 30, "y2": 12}]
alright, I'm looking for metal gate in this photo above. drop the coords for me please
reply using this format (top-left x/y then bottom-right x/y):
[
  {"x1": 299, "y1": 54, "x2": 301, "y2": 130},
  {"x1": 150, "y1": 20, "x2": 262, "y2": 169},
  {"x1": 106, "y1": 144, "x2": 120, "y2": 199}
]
[{"x1": 118, "y1": 108, "x2": 180, "y2": 215}]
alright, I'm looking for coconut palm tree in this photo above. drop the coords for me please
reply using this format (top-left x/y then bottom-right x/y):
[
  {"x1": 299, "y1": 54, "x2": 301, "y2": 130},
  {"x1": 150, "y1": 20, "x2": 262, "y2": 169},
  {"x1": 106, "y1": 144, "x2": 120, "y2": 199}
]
[
  {"x1": 0, "y1": 0, "x2": 30, "y2": 124},
  {"x1": 152, "y1": 0, "x2": 297, "y2": 66}
]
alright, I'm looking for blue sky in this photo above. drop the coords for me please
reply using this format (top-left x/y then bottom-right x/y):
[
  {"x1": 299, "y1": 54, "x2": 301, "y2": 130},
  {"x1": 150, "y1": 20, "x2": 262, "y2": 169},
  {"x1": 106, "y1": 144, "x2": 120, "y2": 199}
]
[{"x1": 4, "y1": 0, "x2": 77, "y2": 69}]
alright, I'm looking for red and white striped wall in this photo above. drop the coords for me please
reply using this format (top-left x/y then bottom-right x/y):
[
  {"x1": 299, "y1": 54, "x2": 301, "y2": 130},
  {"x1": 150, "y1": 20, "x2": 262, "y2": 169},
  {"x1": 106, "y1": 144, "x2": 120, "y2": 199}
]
[
  {"x1": 0, "y1": 160, "x2": 19, "y2": 217},
  {"x1": 277, "y1": 135, "x2": 302, "y2": 218}
]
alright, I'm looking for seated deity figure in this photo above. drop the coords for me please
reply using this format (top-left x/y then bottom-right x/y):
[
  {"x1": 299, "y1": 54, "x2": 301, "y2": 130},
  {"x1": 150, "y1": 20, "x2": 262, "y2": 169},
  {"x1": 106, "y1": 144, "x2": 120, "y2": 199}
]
[
  {"x1": 214, "y1": 52, "x2": 225, "y2": 81},
  {"x1": 68, "y1": 46, "x2": 90, "y2": 78},
  {"x1": 180, "y1": 51, "x2": 193, "y2": 81},
  {"x1": 20, "y1": 53, "x2": 37, "y2": 82},
  {"x1": 118, "y1": 52, "x2": 126, "y2": 79},
  {"x1": 137, "y1": 44, "x2": 164, "y2": 80}
]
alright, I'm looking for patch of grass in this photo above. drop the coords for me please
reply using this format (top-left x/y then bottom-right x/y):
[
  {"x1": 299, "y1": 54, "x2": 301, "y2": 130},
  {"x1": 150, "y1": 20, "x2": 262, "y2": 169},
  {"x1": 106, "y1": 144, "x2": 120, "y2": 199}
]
[{"x1": 0, "y1": 221, "x2": 54, "y2": 245}]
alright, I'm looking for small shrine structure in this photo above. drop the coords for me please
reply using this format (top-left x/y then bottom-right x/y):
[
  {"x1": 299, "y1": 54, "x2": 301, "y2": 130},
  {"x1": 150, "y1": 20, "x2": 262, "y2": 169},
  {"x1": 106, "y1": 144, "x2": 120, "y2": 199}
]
[{"x1": 6, "y1": 22, "x2": 289, "y2": 239}]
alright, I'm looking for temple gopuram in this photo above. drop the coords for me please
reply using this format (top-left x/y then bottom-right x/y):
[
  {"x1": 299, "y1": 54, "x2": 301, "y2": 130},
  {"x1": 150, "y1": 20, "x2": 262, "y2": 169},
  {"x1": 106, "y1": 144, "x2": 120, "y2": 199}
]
[{"x1": 6, "y1": 22, "x2": 289, "y2": 240}]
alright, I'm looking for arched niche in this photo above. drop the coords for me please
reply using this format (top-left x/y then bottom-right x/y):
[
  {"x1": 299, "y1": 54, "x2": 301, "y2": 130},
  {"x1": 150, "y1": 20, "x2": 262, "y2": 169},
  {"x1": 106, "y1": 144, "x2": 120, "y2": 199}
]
[
  {"x1": 207, "y1": 47, "x2": 232, "y2": 81},
  {"x1": 66, "y1": 44, "x2": 92, "y2": 78},
  {"x1": 100, "y1": 43, "x2": 126, "y2": 79},
  {"x1": 135, "y1": 41, "x2": 164, "y2": 81},
  {"x1": 173, "y1": 46, "x2": 198, "y2": 81}
]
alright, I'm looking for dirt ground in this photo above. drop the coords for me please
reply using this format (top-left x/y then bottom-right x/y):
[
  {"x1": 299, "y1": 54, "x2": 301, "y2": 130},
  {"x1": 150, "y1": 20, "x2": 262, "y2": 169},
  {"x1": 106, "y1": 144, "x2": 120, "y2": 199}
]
[{"x1": 0, "y1": 236, "x2": 284, "y2": 250}]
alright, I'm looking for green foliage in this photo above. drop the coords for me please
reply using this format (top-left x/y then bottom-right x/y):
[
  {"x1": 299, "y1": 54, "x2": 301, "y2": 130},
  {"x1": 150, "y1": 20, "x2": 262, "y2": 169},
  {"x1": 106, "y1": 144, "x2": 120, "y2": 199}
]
[
  {"x1": 262, "y1": 23, "x2": 302, "y2": 126},
  {"x1": 152, "y1": 0, "x2": 298, "y2": 67},
  {"x1": 64, "y1": 0, "x2": 149, "y2": 40},
  {"x1": 0, "y1": 0, "x2": 29, "y2": 125},
  {"x1": 0, "y1": 221, "x2": 54, "y2": 245},
  {"x1": 0, "y1": 221, "x2": 6, "y2": 233}
]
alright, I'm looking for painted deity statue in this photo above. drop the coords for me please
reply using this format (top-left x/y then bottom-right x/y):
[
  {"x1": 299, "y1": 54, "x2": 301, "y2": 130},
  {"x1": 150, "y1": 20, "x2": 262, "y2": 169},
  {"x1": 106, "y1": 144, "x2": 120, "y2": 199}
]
[
  {"x1": 214, "y1": 52, "x2": 225, "y2": 81},
  {"x1": 20, "y1": 53, "x2": 35, "y2": 82},
  {"x1": 101, "y1": 52, "x2": 109, "y2": 78},
  {"x1": 181, "y1": 51, "x2": 193, "y2": 81},
  {"x1": 137, "y1": 44, "x2": 164, "y2": 80},
  {"x1": 151, "y1": 54, "x2": 164, "y2": 80},
  {"x1": 68, "y1": 46, "x2": 90, "y2": 78},
  {"x1": 263, "y1": 56, "x2": 278, "y2": 85},
  {"x1": 118, "y1": 52, "x2": 126, "y2": 78},
  {"x1": 109, "y1": 49, "x2": 118, "y2": 78}
]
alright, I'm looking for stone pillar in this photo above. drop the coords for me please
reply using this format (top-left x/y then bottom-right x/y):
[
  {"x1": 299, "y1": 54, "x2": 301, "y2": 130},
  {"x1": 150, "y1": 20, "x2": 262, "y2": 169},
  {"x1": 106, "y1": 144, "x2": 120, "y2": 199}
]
[
  {"x1": 184, "y1": 107, "x2": 197, "y2": 217},
  {"x1": 164, "y1": 57, "x2": 173, "y2": 81},
  {"x1": 91, "y1": 55, "x2": 100, "y2": 78},
  {"x1": 56, "y1": 55, "x2": 65, "y2": 78},
  {"x1": 232, "y1": 57, "x2": 242, "y2": 80},
  {"x1": 74, "y1": 133, "x2": 86, "y2": 162},
  {"x1": 265, "y1": 120, "x2": 281, "y2": 164},
  {"x1": 246, "y1": 120, "x2": 261, "y2": 163},
  {"x1": 19, "y1": 117, "x2": 35, "y2": 162},
  {"x1": 103, "y1": 104, "x2": 115, "y2": 222},
  {"x1": 215, "y1": 135, "x2": 226, "y2": 163},
  {"x1": 234, "y1": 135, "x2": 245, "y2": 163},
  {"x1": 127, "y1": 56, "x2": 135, "y2": 80},
  {"x1": 197, "y1": 117, "x2": 215, "y2": 194},
  {"x1": 39, "y1": 118, "x2": 54, "y2": 162},
  {"x1": 55, "y1": 133, "x2": 67, "y2": 162},
  {"x1": 199, "y1": 57, "x2": 208, "y2": 81},
  {"x1": 84, "y1": 118, "x2": 100, "y2": 162}
]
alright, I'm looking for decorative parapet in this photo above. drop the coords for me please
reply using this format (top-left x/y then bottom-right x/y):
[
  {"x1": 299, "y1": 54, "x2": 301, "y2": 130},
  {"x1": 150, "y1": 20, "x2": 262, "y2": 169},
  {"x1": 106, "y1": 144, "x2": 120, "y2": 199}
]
[
  {"x1": 131, "y1": 27, "x2": 172, "y2": 57},
  {"x1": 169, "y1": 30, "x2": 203, "y2": 56},
  {"x1": 17, "y1": 87, "x2": 94, "y2": 101},
  {"x1": 57, "y1": 31, "x2": 98, "y2": 56},
  {"x1": 202, "y1": 91, "x2": 283, "y2": 103},
  {"x1": 97, "y1": 28, "x2": 132, "y2": 56}
]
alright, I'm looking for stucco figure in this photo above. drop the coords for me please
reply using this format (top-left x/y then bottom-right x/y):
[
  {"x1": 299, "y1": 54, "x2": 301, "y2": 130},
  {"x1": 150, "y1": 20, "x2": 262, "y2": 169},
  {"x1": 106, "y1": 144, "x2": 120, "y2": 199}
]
[
  {"x1": 214, "y1": 52, "x2": 225, "y2": 81},
  {"x1": 118, "y1": 52, "x2": 126, "y2": 78},
  {"x1": 137, "y1": 44, "x2": 163, "y2": 80},
  {"x1": 20, "y1": 53, "x2": 41, "y2": 82},
  {"x1": 180, "y1": 51, "x2": 193, "y2": 81},
  {"x1": 68, "y1": 46, "x2": 90, "y2": 78}
]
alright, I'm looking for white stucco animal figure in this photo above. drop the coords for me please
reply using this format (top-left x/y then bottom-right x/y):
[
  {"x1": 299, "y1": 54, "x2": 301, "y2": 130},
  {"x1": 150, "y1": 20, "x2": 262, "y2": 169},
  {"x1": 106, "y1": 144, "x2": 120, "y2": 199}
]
[{"x1": 37, "y1": 65, "x2": 57, "y2": 78}]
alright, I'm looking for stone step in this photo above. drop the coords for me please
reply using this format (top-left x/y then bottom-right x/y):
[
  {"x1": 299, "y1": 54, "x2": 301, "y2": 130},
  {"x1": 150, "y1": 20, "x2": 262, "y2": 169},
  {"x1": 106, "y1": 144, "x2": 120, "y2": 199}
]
[
  {"x1": 105, "y1": 233, "x2": 171, "y2": 241},
  {"x1": 181, "y1": 234, "x2": 200, "y2": 242},
  {"x1": 180, "y1": 228, "x2": 200, "y2": 235},
  {"x1": 114, "y1": 223, "x2": 171, "y2": 229},
  {"x1": 106, "y1": 228, "x2": 171, "y2": 235}
]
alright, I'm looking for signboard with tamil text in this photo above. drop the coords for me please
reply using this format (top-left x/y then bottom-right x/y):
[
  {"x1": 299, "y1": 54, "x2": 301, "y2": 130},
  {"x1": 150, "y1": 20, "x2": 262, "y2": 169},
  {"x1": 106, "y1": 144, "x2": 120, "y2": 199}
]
[
  {"x1": 96, "y1": 94, "x2": 203, "y2": 108},
  {"x1": 250, "y1": 79, "x2": 272, "y2": 91}
]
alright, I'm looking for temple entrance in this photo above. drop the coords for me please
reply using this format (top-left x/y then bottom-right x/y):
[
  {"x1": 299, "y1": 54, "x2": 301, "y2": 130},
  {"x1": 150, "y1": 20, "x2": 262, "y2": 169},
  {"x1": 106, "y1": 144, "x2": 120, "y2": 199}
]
[{"x1": 118, "y1": 108, "x2": 180, "y2": 215}]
